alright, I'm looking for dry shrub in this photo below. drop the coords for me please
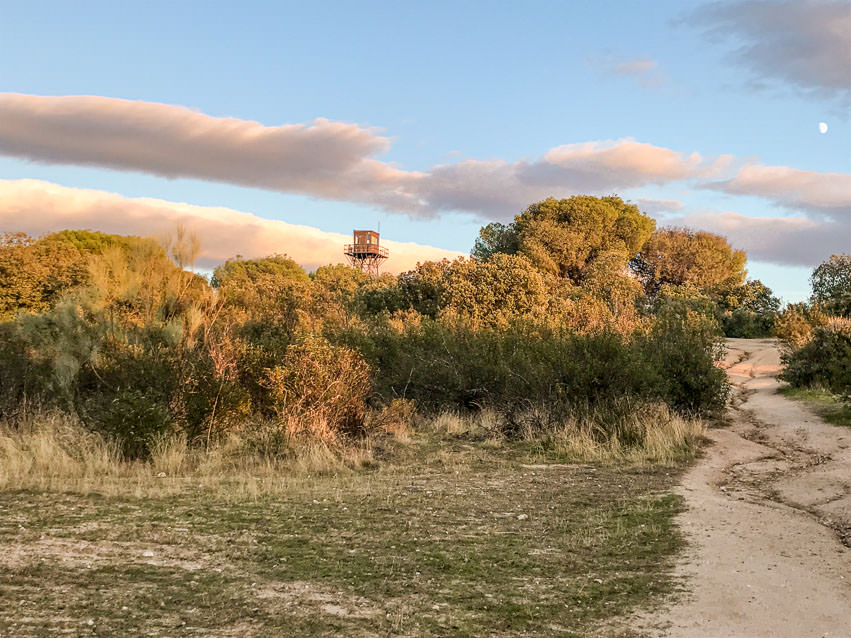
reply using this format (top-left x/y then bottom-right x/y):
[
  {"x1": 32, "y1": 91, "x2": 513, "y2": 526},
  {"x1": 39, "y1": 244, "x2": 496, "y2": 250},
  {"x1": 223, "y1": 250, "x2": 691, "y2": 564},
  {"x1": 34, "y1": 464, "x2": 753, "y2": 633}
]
[
  {"x1": 426, "y1": 407, "x2": 505, "y2": 439},
  {"x1": 263, "y1": 336, "x2": 372, "y2": 440},
  {"x1": 775, "y1": 304, "x2": 829, "y2": 350},
  {"x1": 368, "y1": 398, "x2": 416, "y2": 439}
]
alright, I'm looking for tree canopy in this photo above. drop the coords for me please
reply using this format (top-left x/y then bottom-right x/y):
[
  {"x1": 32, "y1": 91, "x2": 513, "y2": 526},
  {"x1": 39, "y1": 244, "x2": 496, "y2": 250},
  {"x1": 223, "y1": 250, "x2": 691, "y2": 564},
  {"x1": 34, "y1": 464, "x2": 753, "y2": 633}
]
[
  {"x1": 472, "y1": 196, "x2": 656, "y2": 286},
  {"x1": 633, "y1": 227, "x2": 747, "y2": 295},
  {"x1": 810, "y1": 254, "x2": 851, "y2": 317}
]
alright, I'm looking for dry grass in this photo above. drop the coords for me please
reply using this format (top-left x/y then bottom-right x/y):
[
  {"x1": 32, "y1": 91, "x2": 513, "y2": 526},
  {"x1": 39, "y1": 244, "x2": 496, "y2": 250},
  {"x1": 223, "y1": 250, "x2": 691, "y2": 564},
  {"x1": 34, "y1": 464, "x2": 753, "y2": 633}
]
[
  {"x1": 0, "y1": 402, "x2": 703, "y2": 499},
  {"x1": 0, "y1": 411, "x2": 376, "y2": 499},
  {"x1": 424, "y1": 403, "x2": 705, "y2": 464}
]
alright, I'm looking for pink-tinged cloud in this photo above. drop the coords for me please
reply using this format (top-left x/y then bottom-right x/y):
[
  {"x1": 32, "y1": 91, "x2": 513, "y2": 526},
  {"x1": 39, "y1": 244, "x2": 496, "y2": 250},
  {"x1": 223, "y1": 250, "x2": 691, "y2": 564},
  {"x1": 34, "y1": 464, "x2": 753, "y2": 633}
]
[
  {"x1": 709, "y1": 164, "x2": 851, "y2": 214},
  {"x1": 416, "y1": 139, "x2": 722, "y2": 220},
  {"x1": 0, "y1": 94, "x2": 722, "y2": 221},
  {"x1": 615, "y1": 59, "x2": 658, "y2": 75},
  {"x1": 674, "y1": 210, "x2": 851, "y2": 267},
  {"x1": 0, "y1": 93, "x2": 424, "y2": 213},
  {"x1": 0, "y1": 179, "x2": 462, "y2": 272},
  {"x1": 589, "y1": 55, "x2": 667, "y2": 88}
]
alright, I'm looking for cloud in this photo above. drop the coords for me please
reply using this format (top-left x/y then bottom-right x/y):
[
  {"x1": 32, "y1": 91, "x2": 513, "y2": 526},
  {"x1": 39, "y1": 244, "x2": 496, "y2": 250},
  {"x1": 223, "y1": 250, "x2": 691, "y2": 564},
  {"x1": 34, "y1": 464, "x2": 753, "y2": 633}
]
[
  {"x1": 691, "y1": 160, "x2": 851, "y2": 267},
  {"x1": 0, "y1": 94, "x2": 719, "y2": 221},
  {"x1": 635, "y1": 198, "x2": 685, "y2": 214},
  {"x1": 708, "y1": 164, "x2": 851, "y2": 215},
  {"x1": 0, "y1": 179, "x2": 462, "y2": 272},
  {"x1": 615, "y1": 59, "x2": 658, "y2": 75},
  {"x1": 589, "y1": 55, "x2": 667, "y2": 88},
  {"x1": 673, "y1": 209, "x2": 851, "y2": 267},
  {"x1": 415, "y1": 139, "x2": 719, "y2": 220},
  {"x1": 690, "y1": 0, "x2": 851, "y2": 100},
  {"x1": 0, "y1": 93, "x2": 424, "y2": 213}
]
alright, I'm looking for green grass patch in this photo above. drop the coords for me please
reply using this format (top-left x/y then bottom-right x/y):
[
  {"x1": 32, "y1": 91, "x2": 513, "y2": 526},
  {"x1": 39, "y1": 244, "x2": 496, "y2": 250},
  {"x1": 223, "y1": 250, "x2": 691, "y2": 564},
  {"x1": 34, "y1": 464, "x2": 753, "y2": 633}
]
[
  {"x1": 779, "y1": 385, "x2": 851, "y2": 428},
  {"x1": 0, "y1": 436, "x2": 686, "y2": 637}
]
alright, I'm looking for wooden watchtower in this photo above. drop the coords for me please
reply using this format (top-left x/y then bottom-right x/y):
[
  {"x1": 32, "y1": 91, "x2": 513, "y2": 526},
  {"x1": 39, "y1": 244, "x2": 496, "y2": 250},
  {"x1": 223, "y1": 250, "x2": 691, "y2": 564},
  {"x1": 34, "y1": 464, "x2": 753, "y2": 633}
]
[{"x1": 344, "y1": 230, "x2": 389, "y2": 278}]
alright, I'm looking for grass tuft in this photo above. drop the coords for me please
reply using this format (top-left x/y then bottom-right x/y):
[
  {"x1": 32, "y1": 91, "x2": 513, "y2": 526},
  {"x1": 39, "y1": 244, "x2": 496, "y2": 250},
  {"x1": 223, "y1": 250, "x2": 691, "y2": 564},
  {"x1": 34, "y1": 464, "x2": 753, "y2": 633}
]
[{"x1": 778, "y1": 385, "x2": 851, "y2": 428}]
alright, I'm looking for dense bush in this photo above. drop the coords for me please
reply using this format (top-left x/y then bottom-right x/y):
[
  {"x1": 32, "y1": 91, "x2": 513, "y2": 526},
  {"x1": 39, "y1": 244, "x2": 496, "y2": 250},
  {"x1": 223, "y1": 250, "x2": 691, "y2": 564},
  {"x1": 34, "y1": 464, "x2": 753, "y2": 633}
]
[
  {"x1": 342, "y1": 308, "x2": 727, "y2": 438},
  {"x1": 1, "y1": 201, "x2": 744, "y2": 458},
  {"x1": 721, "y1": 308, "x2": 775, "y2": 338},
  {"x1": 781, "y1": 320, "x2": 851, "y2": 395}
]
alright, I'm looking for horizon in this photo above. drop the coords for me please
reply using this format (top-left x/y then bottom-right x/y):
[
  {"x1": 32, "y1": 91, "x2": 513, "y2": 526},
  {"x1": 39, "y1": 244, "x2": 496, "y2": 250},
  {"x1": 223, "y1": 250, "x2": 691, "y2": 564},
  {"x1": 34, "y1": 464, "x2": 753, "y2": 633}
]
[{"x1": 1, "y1": 0, "x2": 849, "y2": 302}]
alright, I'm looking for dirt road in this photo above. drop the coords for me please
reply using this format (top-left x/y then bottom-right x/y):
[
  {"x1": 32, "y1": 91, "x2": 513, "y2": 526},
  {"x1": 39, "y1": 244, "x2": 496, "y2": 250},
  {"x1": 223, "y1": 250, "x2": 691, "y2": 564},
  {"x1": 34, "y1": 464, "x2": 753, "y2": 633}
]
[{"x1": 644, "y1": 338, "x2": 851, "y2": 638}]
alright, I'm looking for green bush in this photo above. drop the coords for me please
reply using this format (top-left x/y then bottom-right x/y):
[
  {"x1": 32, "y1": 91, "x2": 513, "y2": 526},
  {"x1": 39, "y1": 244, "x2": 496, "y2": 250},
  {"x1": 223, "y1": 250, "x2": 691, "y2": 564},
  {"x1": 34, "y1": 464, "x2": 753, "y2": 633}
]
[
  {"x1": 342, "y1": 310, "x2": 727, "y2": 437},
  {"x1": 781, "y1": 320, "x2": 851, "y2": 395},
  {"x1": 721, "y1": 308, "x2": 776, "y2": 338}
]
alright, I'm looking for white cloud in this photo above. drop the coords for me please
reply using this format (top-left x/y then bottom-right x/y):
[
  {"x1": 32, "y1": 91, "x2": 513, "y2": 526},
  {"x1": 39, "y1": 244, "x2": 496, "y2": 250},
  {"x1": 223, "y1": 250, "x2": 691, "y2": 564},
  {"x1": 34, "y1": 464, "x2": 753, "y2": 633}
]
[
  {"x1": 0, "y1": 179, "x2": 462, "y2": 272},
  {"x1": 414, "y1": 139, "x2": 720, "y2": 220},
  {"x1": 0, "y1": 93, "x2": 425, "y2": 213},
  {"x1": 635, "y1": 198, "x2": 685, "y2": 214}
]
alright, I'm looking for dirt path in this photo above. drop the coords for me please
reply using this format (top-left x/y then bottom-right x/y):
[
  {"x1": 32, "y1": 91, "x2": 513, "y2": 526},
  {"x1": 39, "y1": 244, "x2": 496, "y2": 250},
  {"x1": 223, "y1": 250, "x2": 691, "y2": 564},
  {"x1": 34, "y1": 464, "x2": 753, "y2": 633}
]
[{"x1": 644, "y1": 338, "x2": 851, "y2": 638}]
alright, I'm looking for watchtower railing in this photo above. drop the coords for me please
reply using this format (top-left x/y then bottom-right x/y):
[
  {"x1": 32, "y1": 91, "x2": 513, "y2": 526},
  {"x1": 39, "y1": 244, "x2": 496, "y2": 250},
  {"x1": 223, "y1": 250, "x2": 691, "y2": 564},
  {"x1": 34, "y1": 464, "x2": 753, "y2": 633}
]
[{"x1": 344, "y1": 244, "x2": 389, "y2": 258}]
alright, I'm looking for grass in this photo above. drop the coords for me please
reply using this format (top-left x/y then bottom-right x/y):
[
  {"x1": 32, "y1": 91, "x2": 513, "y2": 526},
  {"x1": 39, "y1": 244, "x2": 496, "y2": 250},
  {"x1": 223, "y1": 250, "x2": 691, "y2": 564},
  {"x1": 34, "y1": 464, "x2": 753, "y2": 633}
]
[
  {"x1": 0, "y1": 409, "x2": 700, "y2": 637},
  {"x1": 778, "y1": 385, "x2": 851, "y2": 428}
]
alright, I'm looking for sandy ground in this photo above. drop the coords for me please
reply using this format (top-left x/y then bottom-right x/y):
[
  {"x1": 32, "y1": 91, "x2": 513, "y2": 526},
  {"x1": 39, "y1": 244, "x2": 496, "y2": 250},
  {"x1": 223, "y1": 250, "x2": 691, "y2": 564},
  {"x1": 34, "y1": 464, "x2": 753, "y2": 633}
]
[{"x1": 643, "y1": 338, "x2": 851, "y2": 638}]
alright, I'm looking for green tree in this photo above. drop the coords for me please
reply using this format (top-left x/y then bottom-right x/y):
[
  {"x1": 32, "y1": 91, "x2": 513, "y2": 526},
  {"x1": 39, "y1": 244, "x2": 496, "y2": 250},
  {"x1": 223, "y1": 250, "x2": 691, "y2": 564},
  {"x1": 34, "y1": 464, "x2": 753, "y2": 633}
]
[
  {"x1": 633, "y1": 227, "x2": 747, "y2": 296},
  {"x1": 311, "y1": 264, "x2": 371, "y2": 329},
  {"x1": 441, "y1": 254, "x2": 549, "y2": 327},
  {"x1": 0, "y1": 232, "x2": 89, "y2": 320},
  {"x1": 212, "y1": 255, "x2": 311, "y2": 335},
  {"x1": 810, "y1": 254, "x2": 851, "y2": 317},
  {"x1": 471, "y1": 196, "x2": 655, "y2": 286},
  {"x1": 471, "y1": 222, "x2": 519, "y2": 261}
]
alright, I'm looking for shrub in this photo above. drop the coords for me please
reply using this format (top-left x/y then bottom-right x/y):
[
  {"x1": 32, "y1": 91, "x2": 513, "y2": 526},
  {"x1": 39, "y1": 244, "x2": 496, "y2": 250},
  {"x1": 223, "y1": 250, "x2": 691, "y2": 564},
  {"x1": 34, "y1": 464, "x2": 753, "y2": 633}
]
[
  {"x1": 639, "y1": 306, "x2": 729, "y2": 414},
  {"x1": 344, "y1": 310, "x2": 727, "y2": 435},
  {"x1": 721, "y1": 308, "x2": 776, "y2": 338},
  {"x1": 781, "y1": 319, "x2": 851, "y2": 395},
  {"x1": 262, "y1": 336, "x2": 372, "y2": 440}
]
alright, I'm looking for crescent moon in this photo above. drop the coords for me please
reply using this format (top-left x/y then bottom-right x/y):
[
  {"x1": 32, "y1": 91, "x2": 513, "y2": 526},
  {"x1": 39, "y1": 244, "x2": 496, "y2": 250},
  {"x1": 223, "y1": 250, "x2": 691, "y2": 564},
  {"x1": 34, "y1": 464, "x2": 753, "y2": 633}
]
[{"x1": 819, "y1": 122, "x2": 828, "y2": 134}]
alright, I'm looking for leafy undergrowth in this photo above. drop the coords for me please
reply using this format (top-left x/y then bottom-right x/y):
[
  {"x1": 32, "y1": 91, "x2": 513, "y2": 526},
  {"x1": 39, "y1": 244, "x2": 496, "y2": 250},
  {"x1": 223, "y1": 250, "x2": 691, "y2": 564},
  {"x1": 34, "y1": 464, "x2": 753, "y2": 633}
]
[
  {"x1": 0, "y1": 435, "x2": 686, "y2": 637},
  {"x1": 778, "y1": 386, "x2": 851, "y2": 428}
]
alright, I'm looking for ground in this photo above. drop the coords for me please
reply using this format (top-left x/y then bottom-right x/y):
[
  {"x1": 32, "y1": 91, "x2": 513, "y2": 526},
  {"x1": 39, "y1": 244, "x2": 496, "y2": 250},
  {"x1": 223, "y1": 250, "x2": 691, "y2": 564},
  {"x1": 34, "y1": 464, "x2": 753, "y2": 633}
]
[
  {"x1": 0, "y1": 437, "x2": 684, "y2": 637},
  {"x1": 4, "y1": 339, "x2": 850, "y2": 637},
  {"x1": 640, "y1": 339, "x2": 851, "y2": 637}
]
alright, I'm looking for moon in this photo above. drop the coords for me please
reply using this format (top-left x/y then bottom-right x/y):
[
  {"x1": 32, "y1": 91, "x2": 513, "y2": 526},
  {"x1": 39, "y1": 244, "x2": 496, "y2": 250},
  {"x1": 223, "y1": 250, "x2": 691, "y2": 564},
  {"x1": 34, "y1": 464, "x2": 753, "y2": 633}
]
[{"x1": 819, "y1": 122, "x2": 828, "y2": 134}]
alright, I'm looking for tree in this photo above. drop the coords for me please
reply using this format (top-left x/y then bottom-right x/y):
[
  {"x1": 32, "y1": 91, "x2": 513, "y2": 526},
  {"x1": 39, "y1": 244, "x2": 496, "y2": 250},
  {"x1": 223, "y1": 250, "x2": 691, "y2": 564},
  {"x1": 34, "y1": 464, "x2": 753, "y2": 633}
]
[
  {"x1": 810, "y1": 254, "x2": 851, "y2": 317},
  {"x1": 212, "y1": 255, "x2": 312, "y2": 334},
  {"x1": 311, "y1": 264, "x2": 371, "y2": 329},
  {"x1": 471, "y1": 222, "x2": 519, "y2": 261},
  {"x1": 471, "y1": 196, "x2": 655, "y2": 286},
  {"x1": 718, "y1": 279, "x2": 780, "y2": 315},
  {"x1": 440, "y1": 254, "x2": 549, "y2": 327},
  {"x1": 0, "y1": 232, "x2": 89, "y2": 320},
  {"x1": 634, "y1": 227, "x2": 747, "y2": 296}
]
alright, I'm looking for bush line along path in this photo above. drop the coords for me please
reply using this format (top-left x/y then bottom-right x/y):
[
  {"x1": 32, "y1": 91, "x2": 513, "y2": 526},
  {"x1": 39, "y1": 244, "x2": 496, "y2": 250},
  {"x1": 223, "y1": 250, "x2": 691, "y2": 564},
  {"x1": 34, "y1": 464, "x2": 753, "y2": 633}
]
[{"x1": 642, "y1": 339, "x2": 851, "y2": 637}]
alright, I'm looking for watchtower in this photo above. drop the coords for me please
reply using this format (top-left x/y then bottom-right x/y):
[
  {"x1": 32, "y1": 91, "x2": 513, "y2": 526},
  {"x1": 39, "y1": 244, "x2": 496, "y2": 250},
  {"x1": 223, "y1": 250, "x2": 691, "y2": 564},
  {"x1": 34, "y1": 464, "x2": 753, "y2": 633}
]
[{"x1": 343, "y1": 230, "x2": 389, "y2": 278}]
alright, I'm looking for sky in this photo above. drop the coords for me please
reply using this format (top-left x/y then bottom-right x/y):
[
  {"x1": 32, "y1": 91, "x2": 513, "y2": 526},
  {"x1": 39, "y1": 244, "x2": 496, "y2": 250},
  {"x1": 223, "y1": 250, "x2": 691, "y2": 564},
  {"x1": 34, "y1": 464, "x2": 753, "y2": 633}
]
[{"x1": 0, "y1": 0, "x2": 849, "y2": 300}]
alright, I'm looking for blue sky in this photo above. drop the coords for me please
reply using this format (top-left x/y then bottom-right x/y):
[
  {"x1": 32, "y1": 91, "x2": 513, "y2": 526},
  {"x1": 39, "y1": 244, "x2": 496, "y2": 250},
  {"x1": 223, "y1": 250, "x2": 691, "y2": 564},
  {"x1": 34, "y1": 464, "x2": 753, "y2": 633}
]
[{"x1": 0, "y1": 0, "x2": 849, "y2": 300}]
